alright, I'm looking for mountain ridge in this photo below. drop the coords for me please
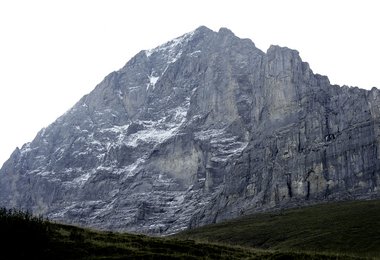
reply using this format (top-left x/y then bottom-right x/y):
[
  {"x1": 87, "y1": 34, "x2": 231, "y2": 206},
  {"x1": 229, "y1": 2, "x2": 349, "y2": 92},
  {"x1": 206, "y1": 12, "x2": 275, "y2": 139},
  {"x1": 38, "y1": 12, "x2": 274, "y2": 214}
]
[{"x1": 1, "y1": 26, "x2": 379, "y2": 235}]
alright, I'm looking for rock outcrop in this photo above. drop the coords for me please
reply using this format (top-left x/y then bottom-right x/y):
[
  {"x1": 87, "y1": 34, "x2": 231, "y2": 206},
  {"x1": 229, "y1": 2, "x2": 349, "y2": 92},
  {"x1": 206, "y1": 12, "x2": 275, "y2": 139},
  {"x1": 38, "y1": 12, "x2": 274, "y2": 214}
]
[{"x1": 1, "y1": 26, "x2": 379, "y2": 235}]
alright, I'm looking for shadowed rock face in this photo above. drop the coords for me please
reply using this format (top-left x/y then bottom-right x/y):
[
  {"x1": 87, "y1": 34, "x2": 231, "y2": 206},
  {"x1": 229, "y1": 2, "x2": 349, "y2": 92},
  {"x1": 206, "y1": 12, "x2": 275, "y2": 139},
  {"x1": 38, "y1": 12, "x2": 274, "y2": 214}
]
[{"x1": 1, "y1": 26, "x2": 379, "y2": 235}]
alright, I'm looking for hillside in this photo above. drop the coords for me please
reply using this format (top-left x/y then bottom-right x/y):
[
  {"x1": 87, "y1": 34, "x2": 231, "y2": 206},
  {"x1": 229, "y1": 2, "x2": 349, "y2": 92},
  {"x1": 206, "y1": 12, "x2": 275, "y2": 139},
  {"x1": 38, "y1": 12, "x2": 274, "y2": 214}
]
[
  {"x1": 1, "y1": 200, "x2": 379, "y2": 259},
  {"x1": 176, "y1": 199, "x2": 380, "y2": 258},
  {"x1": 0, "y1": 204, "x2": 372, "y2": 259}
]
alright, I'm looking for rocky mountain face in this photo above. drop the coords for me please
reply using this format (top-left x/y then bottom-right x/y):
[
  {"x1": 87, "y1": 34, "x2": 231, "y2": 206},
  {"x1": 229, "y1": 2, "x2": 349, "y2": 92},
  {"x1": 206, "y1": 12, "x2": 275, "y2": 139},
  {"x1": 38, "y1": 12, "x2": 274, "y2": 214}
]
[{"x1": 1, "y1": 26, "x2": 379, "y2": 235}]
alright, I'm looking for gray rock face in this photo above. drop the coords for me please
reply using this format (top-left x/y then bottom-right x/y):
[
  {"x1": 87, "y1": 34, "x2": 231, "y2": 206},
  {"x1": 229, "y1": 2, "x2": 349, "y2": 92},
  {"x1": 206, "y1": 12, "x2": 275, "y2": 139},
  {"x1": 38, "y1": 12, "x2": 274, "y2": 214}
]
[{"x1": 1, "y1": 26, "x2": 379, "y2": 235}]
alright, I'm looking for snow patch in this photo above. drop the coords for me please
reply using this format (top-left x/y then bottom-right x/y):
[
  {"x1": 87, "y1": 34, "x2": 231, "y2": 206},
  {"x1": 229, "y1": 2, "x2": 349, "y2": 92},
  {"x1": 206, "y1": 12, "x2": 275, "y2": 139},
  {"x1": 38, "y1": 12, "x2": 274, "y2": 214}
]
[
  {"x1": 100, "y1": 124, "x2": 130, "y2": 134},
  {"x1": 126, "y1": 128, "x2": 178, "y2": 147},
  {"x1": 145, "y1": 48, "x2": 154, "y2": 57},
  {"x1": 72, "y1": 171, "x2": 92, "y2": 186},
  {"x1": 188, "y1": 50, "x2": 201, "y2": 56},
  {"x1": 123, "y1": 158, "x2": 145, "y2": 178},
  {"x1": 195, "y1": 128, "x2": 248, "y2": 162},
  {"x1": 117, "y1": 89, "x2": 123, "y2": 99},
  {"x1": 149, "y1": 75, "x2": 159, "y2": 85},
  {"x1": 99, "y1": 124, "x2": 130, "y2": 146},
  {"x1": 194, "y1": 129, "x2": 225, "y2": 141},
  {"x1": 147, "y1": 74, "x2": 160, "y2": 90},
  {"x1": 88, "y1": 133, "x2": 103, "y2": 147},
  {"x1": 169, "y1": 194, "x2": 185, "y2": 205},
  {"x1": 35, "y1": 171, "x2": 55, "y2": 177},
  {"x1": 61, "y1": 168, "x2": 95, "y2": 187},
  {"x1": 144, "y1": 30, "x2": 195, "y2": 63},
  {"x1": 128, "y1": 86, "x2": 142, "y2": 91},
  {"x1": 125, "y1": 101, "x2": 189, "y2": 148},
  {"x1": 99, "y1": 199, "x2": 117, "y2": 215},
  {"x1": 39, "y1": 128, "x2": 47, "y2": 137},
  {"x1": 96, "y1": 165, "x2": 114, "y2": 172}
]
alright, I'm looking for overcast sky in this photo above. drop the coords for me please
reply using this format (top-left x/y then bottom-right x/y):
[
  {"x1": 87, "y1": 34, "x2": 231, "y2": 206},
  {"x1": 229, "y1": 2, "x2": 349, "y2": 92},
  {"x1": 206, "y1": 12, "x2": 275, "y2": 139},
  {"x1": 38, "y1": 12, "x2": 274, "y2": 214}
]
[{"x1": 0, "y1": 0, "x2": 379, "y2": 166}]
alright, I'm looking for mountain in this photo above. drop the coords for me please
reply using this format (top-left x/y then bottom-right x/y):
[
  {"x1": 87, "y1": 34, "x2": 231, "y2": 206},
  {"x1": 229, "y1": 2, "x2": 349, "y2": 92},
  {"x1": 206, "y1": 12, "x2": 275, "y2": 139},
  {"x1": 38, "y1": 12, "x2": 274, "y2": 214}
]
[{"x1": 1, "y1": 26, "x2": 379, "y2": 235}]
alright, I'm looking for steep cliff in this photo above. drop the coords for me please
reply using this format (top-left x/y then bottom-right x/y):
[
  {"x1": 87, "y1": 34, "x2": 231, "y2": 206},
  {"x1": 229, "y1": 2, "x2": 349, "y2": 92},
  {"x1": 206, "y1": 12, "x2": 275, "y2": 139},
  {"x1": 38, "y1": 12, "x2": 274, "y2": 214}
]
[{"x1": 1, "y1": 26, "x2": 379, "y2": 234}]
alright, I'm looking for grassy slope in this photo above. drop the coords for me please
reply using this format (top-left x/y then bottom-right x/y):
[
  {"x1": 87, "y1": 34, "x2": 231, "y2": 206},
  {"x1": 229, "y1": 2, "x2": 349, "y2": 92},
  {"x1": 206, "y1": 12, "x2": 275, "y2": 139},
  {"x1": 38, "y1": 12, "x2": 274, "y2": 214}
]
[
  {"x1": 175, "y1": 200, "x2": 380, "y2": 258},
  {"x1": 1, "y1": 200, "x2": 379, "y2": 259},
  {"x1": 1, "y1": 221, "x2": 352, "y2": 260}
]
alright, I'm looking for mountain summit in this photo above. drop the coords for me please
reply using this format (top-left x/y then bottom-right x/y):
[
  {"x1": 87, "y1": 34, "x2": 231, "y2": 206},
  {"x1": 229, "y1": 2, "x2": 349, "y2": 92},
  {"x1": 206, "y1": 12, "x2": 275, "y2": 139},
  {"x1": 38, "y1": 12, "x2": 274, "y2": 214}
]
[{"x1": 1, "y1": 26, "x2": 379, "y2": 235}]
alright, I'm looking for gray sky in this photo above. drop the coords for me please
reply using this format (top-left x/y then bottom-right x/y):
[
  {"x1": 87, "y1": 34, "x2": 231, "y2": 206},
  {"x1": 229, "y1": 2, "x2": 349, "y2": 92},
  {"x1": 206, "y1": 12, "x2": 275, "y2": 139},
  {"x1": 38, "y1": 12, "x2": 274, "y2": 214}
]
[{"x1": 0, "y1": 0, "x2": 379, "y2": 166}]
